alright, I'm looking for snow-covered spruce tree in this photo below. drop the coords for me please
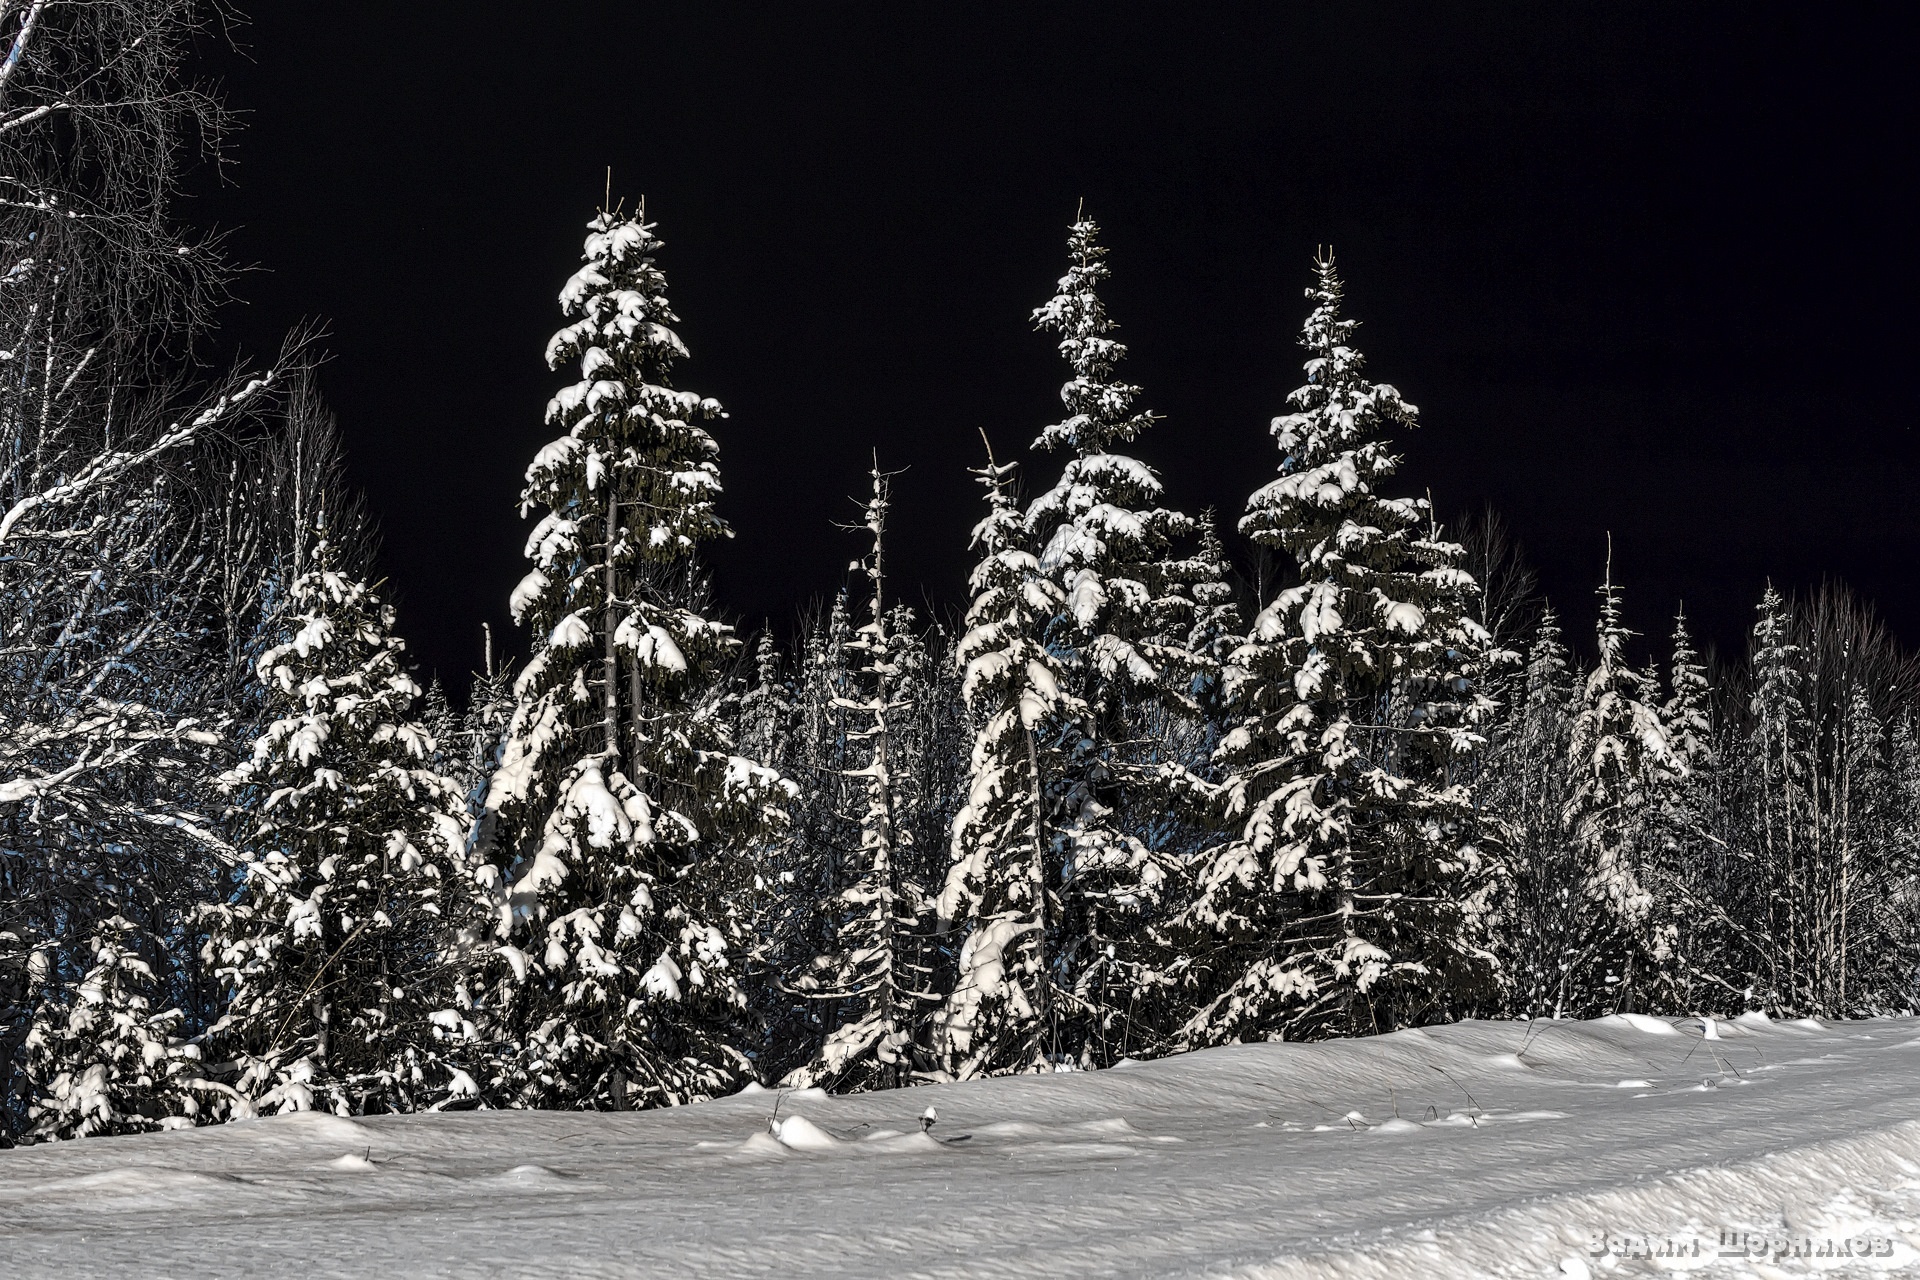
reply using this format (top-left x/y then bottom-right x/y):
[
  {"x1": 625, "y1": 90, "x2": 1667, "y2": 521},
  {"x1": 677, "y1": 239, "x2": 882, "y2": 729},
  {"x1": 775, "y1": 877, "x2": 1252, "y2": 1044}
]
[
  {"x1": 936, "y1": 454, "x2": 1079, "y2": 1078},
  {"x1": 1180, "y1": 511, "x2": 1243, "y2": 719},
  {"x1": 422, "y1": 679, "x2": 462, "y2": 781},
  {"x1": 1664, "y1": 610, "x2": 1714, "y2": 779},
  {"x1": 1524, "y1": 608, "x2": 1578, "y2": 735},
  {"x1": 1151, "y1": 506, "x2": 1240, "y2": 765},
  {"x1": 1173, "y1": 253, "x2": 1495, "y2": 1046},
  {"x1": 475, "y1": 203, "x2": 790, "y2": 1110},
  {"x1": 749, "y1": 596, "x2": 865, "y2": 1080},
  {"x1": 1560, "y1": 553, "x2": 1681, "y2": 1015},
  {"x1": 1483, "y1": 605, "x2": 1585, "y2": 1017},
  {"x1": 1022, "y1": 214, "x2": 1202, "y2": 1064},
  {"x1": 737, "y1": 630, "x2": 796, "y2": 770},
  {"x1": 21, "y1": 915, "x2": 216, "y2": 1138},
  {"x1": 206, "y1": 549, "x2": 479, "y2": 1115},
  {"x1": 1743, "y1": 584, "x2": 1813, "y2": 1011},
  {"x1": 783, "y1": 466, "x2": 930, "y2": 1090},
  {"x1": 457, "y1": 625, "x2": 516, "y2": 805},
  {"x1": 1135, "y1": 508, "x2": 1244, "y2": 889},
  {"x1": 1829, "y1": 683, "x2": 1892, "y2": 1012},
  {"x1": 1878, "y1": 714, "x2": 1920, "y2": 1008},
  {"x1": 1649, "y1": 607, "x2": 1725, "y2": 1006}
]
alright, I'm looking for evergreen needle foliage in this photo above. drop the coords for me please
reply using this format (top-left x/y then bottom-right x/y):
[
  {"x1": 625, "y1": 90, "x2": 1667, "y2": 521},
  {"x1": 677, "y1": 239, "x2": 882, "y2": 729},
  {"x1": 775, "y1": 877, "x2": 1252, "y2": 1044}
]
[{"x1": 7, "y1": 34, "x2": 1920, "y2": 1135}]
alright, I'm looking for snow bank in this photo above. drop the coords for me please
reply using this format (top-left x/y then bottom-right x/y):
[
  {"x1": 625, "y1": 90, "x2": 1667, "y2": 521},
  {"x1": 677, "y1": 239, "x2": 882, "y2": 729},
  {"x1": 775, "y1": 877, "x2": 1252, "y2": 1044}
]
[{"x1": 4, "y1": 1015, "x2": 1920, "y2": 1278}]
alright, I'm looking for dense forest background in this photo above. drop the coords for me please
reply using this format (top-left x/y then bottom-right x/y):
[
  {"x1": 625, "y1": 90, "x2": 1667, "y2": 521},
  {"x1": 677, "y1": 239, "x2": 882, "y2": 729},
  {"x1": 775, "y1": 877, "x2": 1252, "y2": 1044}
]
[{"x1": 3, "y1": 5, "x2": 1915, "y2": 1142}]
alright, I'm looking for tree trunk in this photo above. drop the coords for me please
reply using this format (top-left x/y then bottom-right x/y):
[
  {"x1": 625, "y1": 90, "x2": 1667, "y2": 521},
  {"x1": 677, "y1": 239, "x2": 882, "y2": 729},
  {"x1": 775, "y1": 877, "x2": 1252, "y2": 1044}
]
[
  {"x1": 1026, "y1": 728, "x2": 1051, "y2": 1056},
  {"x1": 603, "y1": 494, "x2": 621, "y2": 762}
]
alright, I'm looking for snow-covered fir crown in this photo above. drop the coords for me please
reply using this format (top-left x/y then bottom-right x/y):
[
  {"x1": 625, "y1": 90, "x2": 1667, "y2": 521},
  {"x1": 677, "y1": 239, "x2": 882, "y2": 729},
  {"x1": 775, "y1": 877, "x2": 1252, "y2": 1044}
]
[
  {"x1": 1030, "y1": 214, "x2": 1158, "y2": 456},
  {"x1": 544, "y1": 208, "x2": 685, "y2": 380},
  {"x1": 530, "y1": 204, "x2": 724, "y2": 514},
  {"x1": 1277, "y1": 251, "x2": 1418, "y2": 453}
]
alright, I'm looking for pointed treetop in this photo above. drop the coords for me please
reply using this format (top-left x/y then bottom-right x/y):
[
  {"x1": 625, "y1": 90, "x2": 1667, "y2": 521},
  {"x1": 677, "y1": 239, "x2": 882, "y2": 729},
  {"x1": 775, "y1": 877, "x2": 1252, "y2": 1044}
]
[
  {"x1": 1752, "y1": 582, "x2": 1798, "y2": 660},
  {"x1": 1593, "y1": 533, "x2": 1637, "y2": 667},
  {"x1": 1749, "y1": 582, "x2": 1805, "y2": 725},
  {"x1": 1030, "y1": 212, "x2": 1158, "y2": 455},
  {"x1": 1293, "y1": 250, "x2": 1369, "y2": 395},
  {"x1": 1665, "y1": 605, "x2": 1713, "y2": 767},
  {"x1": 1526, "y1": 602, "x2": 1573, "y2": 710},
  {"x1": 1670, "y1": 603, "x2": 1702, "y2": 664},
  {"x1": 850, "y1": 456, "x2": 901, "y2": 638},
  {"x1": 972, "y1": 427, "x2": 1019, "y2": 516},
  {"x1": 1245, "y1": 250, "x2": 1421, "y2": 565}
]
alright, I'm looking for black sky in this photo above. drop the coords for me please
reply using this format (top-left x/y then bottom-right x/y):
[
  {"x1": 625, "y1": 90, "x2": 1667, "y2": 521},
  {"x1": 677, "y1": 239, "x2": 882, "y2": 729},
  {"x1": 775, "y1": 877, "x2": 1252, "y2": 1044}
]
[{"x1": 190, "y1": 4, "x2": 1917, "y2": 692}]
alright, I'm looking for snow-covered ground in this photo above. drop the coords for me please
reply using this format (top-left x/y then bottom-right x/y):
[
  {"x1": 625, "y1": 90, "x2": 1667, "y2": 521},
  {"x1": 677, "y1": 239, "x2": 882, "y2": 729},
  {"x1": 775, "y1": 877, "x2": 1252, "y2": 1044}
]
[{"x1": 5, "y1": 1014, "x2": 1920, "y2": 1279}]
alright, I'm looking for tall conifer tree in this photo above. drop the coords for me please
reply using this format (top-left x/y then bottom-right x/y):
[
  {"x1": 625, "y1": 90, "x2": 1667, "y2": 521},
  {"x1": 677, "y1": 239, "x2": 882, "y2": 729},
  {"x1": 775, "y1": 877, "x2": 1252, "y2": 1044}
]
[
  {"x1": 1022, "y1": 213, "x2": 1199, "y2": 1063},
  {"x1": 1562, "y1": 554, "x2": 1680, "y2": 1014},
  {"x1": 207, "y1": 549, "x2": 478, "y2": 1115},
  {"x1": 476, "y1": 203, "x2": 789, "y2": 1109},
  {"x1": 784, "y1": 466, "x2": 923, "y2": 1089},
  {"x1": 1174, "y1": 254, "x2": 1494, "y2": 1045},
  {"x1": 1745, "y1": 584, "x2": 1814, "y2": 1011},
  {"x1": 938, "y1": 453, "x2": 1077, "y2": 1077},
  {"x1": 1487, "y1": 605, "x2": 1585, "y2": 1016}
]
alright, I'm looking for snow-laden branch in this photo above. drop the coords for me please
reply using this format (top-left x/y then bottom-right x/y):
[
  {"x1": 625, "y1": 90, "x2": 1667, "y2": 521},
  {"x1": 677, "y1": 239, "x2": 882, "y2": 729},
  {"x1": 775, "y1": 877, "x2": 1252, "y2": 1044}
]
[
  {"x1": 0, "y1": 99, "x2": 65, "y2": 135},
  {"x1": 0, "y1": 749, "x2": 89, "y2": 804},
  {"x1": 0, "y1": 702, "x2": 223, "y2": 812},
  {"x1": 2, "y1": 25, "x2": 158, "y2": 133},
  {"x1": 0, "y1": 0, "x2": 47, "y2": 96},
  {"x1": 0, "y1": 370, "x2": 276, "y2": 547}
]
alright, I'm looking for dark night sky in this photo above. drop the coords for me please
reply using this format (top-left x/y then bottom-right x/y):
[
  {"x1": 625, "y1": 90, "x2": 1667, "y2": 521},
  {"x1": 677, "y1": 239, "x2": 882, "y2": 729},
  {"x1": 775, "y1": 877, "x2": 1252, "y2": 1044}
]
[{"x1": 189, "y1": 4, "x2": 1917, "y2": 693}]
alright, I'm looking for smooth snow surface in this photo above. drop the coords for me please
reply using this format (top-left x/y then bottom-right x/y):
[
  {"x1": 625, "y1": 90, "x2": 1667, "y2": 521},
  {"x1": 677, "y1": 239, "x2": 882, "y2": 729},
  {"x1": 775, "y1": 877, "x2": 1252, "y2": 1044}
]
[{"x1": 7, "y1": 1016, "x2": 1920, "y2": 1278}]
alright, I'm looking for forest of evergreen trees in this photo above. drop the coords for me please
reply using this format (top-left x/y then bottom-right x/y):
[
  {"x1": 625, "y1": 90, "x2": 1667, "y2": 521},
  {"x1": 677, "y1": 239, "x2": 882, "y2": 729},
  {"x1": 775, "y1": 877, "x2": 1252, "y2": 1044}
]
[{"x1": 5, "y1": 3, "x2": 1918, "y2": 1142}]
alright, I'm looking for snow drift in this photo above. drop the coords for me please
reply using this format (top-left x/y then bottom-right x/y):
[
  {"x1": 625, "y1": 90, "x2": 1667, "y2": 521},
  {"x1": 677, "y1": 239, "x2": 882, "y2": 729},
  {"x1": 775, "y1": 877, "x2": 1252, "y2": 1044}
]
[{"x1": 4, "y1": 1014, "x2": 1920, "y2": 1278}]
